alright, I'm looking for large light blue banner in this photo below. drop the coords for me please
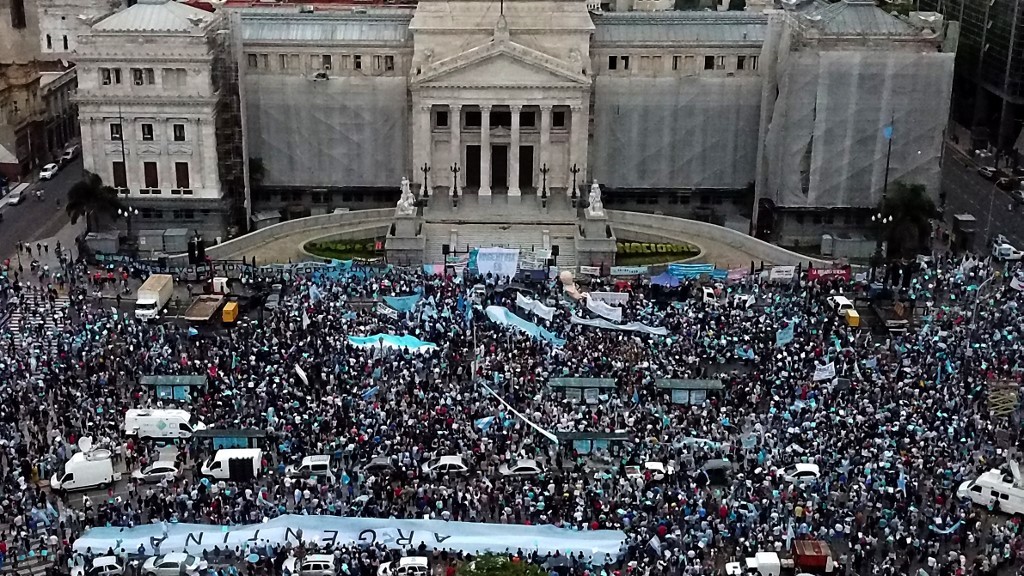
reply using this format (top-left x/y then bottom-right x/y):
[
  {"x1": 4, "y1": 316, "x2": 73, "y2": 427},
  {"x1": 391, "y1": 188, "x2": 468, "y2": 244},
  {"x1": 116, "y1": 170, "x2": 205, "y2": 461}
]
[
  {"x1": 485, "y1": 306, "x2": 565, "y2": 346},
  {"x1": 72, "y1": 516, "x2": 626, "y2": 561},
  {"x1": 348, "y1": 334, "x2": 437, "y2": 351},
  {"x1": 383, "y1": 294, "x2": 421, "y2": 313}
]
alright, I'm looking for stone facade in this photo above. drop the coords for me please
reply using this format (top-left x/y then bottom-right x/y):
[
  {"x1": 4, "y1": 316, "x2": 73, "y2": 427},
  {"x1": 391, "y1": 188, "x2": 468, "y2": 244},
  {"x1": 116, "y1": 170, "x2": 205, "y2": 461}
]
[{"x1": 76, "y1": 0, "x2": 230, "y2": 240}]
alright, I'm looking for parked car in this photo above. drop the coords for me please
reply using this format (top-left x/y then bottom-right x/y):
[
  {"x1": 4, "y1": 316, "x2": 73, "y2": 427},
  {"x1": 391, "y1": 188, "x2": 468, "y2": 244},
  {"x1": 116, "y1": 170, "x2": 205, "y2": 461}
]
[
  {"x1": 72, "y1": 556, "x2": 125, "y2": 576},
  {"x1": 362, "y1": 455, "x2": 396, "y2": 473},
  {"x1": 141, "y1": 553, "x2": 207, "y2": 576},
  {"x1": 978, "y1": 166, "x2": 998, "y2": 180},
  {"x1": 7, "y1": 188, "x2": 24, "y2": 205},
  {"x1": 625, "y1": 461, "x2": 675, "y2": 481},
  {"x1": 421, "y1": 455, "x2": 469, "y2": 475},
  {"x1": 378, "y1": 557, "x2": 429, "y2": 576},
  {"x1": 499, "y1": 458, "x2": 543, "y2": 476},
  {"x1": 131, "y1": 460, "x2": 181, "y2": 483},
  {"x1": 284, "y1": 553, "x2": 337, "y2": 576},
  {"x1": 996, "y1": 177, "x2": 1019, "y2": 192},
  {"x1": 285, "y1": 454, "x2": 335, "y2": 480},
  {"x1": 39, "y1": 163, "x2": 59, "y2": 180},
  {"x1": 780, "y1": 463, "x2": 821, "y2": 485},
  {"x1": 61, "y1": 144, "x2": 80, "y2": 164}
]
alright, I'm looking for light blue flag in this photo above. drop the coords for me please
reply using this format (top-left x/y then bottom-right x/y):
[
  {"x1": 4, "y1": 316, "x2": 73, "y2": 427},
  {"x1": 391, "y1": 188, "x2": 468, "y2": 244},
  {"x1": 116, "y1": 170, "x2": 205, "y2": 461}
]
[
  {"x1": 309, "y1": 284, "x2": 322, "y2": 304},
  {"x1": 383, "y1": 294, "x2": 421, "y2": 313},
  {"x1": 474, "y1": 416, "x2": 495, "y2": 431},
  {"x1": 776, "y1": 323, "x2": 794, "y2": 347},
  {"x1": 361, "y1": 386, "x2": 379, "y2": 400}
]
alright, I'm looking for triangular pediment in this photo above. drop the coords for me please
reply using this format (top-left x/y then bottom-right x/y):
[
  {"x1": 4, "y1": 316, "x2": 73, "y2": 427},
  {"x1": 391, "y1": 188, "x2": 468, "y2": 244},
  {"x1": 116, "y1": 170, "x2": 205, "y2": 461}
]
[{"x1": 413, "y1": 39, "x2": 589, "y2": 88}]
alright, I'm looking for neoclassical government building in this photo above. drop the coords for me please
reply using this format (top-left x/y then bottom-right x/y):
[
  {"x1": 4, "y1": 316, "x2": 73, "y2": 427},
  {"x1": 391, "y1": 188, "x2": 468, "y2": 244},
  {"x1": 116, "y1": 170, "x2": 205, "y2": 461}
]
[{"x1": 76, "y1": 0, "x2": 956, "y2": 245}]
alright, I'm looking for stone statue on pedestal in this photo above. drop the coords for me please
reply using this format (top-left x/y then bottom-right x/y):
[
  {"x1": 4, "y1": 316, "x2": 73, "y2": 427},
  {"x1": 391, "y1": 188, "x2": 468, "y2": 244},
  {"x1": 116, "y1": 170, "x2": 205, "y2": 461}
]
[
  {"x1": 588, "y1": 179, "x2": 605, "y2": 216},
  {"x1": 396, "y1": 177, "x2": 416, "y2": 216}
]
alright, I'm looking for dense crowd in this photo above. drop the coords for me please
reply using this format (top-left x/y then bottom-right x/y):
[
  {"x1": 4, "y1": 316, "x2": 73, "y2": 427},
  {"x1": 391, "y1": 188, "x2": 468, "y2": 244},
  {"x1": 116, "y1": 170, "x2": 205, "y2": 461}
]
[{"x1": 1, "y1": 250, "x2": 1023, "y2": 576}]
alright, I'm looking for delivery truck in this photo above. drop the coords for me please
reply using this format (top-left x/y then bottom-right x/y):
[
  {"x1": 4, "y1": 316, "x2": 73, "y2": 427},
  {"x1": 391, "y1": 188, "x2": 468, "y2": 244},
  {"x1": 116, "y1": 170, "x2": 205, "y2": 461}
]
[
  {"x1": 124, "y1": 409, "x2": 206, "y2": 439},
  {"x1": 135, "y1": 274, "x2": 174, "y2": 321},
  {"x1": 184, "y1": 294, "x2": 225, "y2": 323},
  {"x1": 201, "y1": 448, "x2": 263, "y2": 481}
]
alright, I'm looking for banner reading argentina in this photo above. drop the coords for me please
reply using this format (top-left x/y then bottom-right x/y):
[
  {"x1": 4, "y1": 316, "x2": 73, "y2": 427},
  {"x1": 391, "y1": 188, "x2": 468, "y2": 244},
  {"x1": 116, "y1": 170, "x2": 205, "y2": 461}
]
[{"x1": 72, "y1": 516, "x2": 627, "y2": 561}]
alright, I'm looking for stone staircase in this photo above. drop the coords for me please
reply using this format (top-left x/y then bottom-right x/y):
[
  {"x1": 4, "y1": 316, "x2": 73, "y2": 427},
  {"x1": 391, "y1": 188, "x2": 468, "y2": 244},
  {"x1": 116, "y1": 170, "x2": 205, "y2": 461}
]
[{"x1": 423, "y1": 223, "x2": 578, "y2": 269}]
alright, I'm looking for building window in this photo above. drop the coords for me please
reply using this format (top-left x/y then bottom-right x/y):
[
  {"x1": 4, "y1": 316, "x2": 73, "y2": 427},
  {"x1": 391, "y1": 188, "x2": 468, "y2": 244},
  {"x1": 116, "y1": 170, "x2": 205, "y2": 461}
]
[
  {"x1": 110, "y1": 123, "x2": 122, "y2": 141},
  {"x1": 46, "y1": 34, "x2": 52, "y2": 50},
  {"x1": 435, "y1": 110, "x2": 449, "y2": 129},
  {"x1": 704, "y1": 56, "x2": 714, "y2": 70},
  {"x1": 248, "y1": 54, "x2": 258, "y2": 68},
  {"x1": 520, "y1": 110, "x2": 535, "y2": 128},
  {"x1": 143, "y1": 162, "x2": 158, "y2": 189},
  {"x1": 672, "y1": 55, "x2": 681, "y2": 71},
  {"x1": 279, "y1": 54, "x2": 288, "y2": 69},
  {"x1": 141, "y1": 123, "x2": 154, "y2": 141},
  {"x1": 749, "y1": 56, "x2": 758, "y2": 70},
  {"x1": 260, "y1": 54, "x2": 269, "y2": 69},
  {"x1": 608, "y1": 56, "x2": 617, "y2": 71},
  {"x1": 62, "y1": 35, "x2": 68, "y2": 51},
  {"x1": 716, "y1": 56, "x2": 725, "y2": 70},
  {"x1": 552, "y1": 110, "x2": 566, "y2": 129},
  {"x1": 737, "y1": 56, "x2": 746, "y2": 70},
  {"x1": 465, "y1": 110, "x2": 481, "y2": 128},
  {"x1": 621, "y1": 56, "x2": 630, "y2": 70},
  {"x1": 10, "y1": 0, "x2": 26, "y2": 28},
  {"x1": 384, "y1": 55, "x2": 395, "y2": 72},
  {"x1": 374, "y1": 55, "x2": 382, "y2": 71},
  {"x1": 101, "y1": 68, "x2": 112, "y2": 85},
  {"x1": 112, "y1": 161, "x2": 127, "y2": 188},
  {"x1": 175, "y1": 162, "x2": 190, "y2": 189},
  {"x1": 173, "y1": 124, "x2": 186, "y2": 142},
  {"x1": 131, "y1": 68, "x2": 155, "y2": 85},
  {"x1": 490, "y1": 110, "x2": 511, "y2": 128},
  {"x1": 322, "y1": 54, "x2": 332, "y2": 69},
  {"x1": 353, "y1": 55, "x2": 362, "y2": 70}
]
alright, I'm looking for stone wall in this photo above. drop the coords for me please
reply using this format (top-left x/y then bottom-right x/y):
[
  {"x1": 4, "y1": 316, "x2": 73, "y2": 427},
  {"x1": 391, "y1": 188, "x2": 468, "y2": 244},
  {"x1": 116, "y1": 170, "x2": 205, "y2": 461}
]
[{"x1": 606, "y1": 210, "x2": 832, "y2": 266}]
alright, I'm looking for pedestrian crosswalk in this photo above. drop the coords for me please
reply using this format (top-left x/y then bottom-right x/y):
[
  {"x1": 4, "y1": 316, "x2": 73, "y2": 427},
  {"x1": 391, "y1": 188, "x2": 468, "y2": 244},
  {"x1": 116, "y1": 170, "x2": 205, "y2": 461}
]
[{"x1": 6, "y1": 293, "x2": 70, "y2": 351}]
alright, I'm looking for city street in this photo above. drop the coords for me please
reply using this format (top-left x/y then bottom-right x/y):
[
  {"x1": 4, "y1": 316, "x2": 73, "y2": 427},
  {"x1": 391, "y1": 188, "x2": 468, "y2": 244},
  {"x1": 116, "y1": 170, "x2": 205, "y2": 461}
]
[
  {"x1": 0, "y1": 157, "x2": 82, "y2": 262},
  {"x1": 941, "y1": 146, "x2": 1024, "y2": 249}
]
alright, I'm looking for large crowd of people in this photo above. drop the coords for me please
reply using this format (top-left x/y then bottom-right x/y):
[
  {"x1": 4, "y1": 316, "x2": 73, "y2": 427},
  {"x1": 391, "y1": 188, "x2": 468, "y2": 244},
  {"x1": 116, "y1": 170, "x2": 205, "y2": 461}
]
[{"x1": 0, "y1": 249, "x2": 1023, "y2": 576}]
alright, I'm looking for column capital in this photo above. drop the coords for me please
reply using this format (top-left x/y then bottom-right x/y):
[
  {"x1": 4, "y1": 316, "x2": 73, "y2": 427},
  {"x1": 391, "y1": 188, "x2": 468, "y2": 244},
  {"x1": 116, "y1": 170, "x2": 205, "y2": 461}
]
[
  {"x1": 509, "y1": 104, "x2": 523, "y2": 113},
  {"x1": 539, "y1": 104, "x2": 554, "y2": 112},
  {"x1": 450, "y1": 103, "x2": 462, "y2": 111},
  {"x1": 570, "y1": 105, "x2": 583, "y2": 112},
  {"x1": 419, "y1": 104, "x2": 432, "y2": 112},
  {"x1": 479, "y1": 104, "x2": 493, "y2": 112}
]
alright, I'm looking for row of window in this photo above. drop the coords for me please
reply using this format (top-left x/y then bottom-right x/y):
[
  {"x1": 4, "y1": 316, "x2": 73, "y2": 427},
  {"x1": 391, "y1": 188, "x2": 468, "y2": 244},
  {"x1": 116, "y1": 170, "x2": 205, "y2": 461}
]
[
  {"x1": 45, "y1": 33, "x2": 69, "y2": 51},
  {"x1": 606, "y1": 54, "x2": 759, "y2": 73},
  {"x1": 109, "y1": 122, "x2": 188, "y2": 142},
  {"x1": 247, "y1": 53, "x2": 396, "y2": 74},
  {"x1": 139, "y1": 207, "x2": 208, "y2": 221},
  {"x1": 432, "y1": 107, "x2": 570, "y2": 131},
  {"x1": 111, "y1": 161, "x2": 191, "y2": 190},
  {"x1": 99, "y1": 67, "x2": 187, "y2": 89}
]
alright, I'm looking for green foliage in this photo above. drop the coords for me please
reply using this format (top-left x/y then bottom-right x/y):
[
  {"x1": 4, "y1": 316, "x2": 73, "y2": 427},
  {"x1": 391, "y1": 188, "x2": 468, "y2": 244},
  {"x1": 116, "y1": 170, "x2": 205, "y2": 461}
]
[
  {"x1": 304, "y1": 239, "x2": 383, "y2": 260},
  {"x1": 457, "y1": 554, "x2": 547, "y2": 576},
  {"x1": 879, "y1": 182, "x2": 936, "y2": 259},
  {"x1": 65, "y1": 172, "x2": 124, "y2": 232}
]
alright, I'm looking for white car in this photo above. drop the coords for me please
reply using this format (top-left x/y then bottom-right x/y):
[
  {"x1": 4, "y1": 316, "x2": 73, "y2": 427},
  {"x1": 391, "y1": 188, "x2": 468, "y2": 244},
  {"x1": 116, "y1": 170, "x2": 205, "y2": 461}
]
[
  {"x1": 379, "y1": 557, "x2": 429, "y2": 576},
  {"x1": 72, "y1": 556, "x2": 124, "y2": 576},
  {"x1": 141, "y1": 553, "x2": 207, "y2": 576},
  {"x1": 39, "y1": 163, "x2": 59, "y2": 180},
  {"x1": 421, "y1": 455, "x2": 469, "y2": 474},
  {"x1": 284, "y1": 553, "x2": 336, "y2": 576},
  {"x1": 285, "y1": 454, "x2": 335, "y2": 480},
  {"x1": 131, "y1": 460, "x2": 180, "y2": 484},
  {"x1": 780, "y1": 463, "x2": 821, "y2": 485},
  {"x1": 498, "y1": 458, "x2": 543, "y2": 476},
  {"x1": 625, "y1": 461, "x2": 675, "y2": 481},
  {"x1": 7, "y1": 189, "x2": 24, "y2": 205}
]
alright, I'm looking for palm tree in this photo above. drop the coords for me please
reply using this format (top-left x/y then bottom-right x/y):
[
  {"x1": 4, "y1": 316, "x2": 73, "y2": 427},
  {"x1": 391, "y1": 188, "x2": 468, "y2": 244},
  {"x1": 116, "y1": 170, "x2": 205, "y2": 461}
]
[
  {"x1": 66, "y1": 172, "x2": 124, "y2": 232},
  {"x1": 879, "y1": 182, "x2": 936, "y2": 258}
]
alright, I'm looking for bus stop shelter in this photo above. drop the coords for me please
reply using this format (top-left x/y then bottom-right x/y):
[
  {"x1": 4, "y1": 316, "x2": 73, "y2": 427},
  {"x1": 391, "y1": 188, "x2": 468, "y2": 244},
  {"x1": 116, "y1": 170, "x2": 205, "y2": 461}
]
[
  {"x1": 139, "y1": 375, "x2": 208, "y2": 402},
  {"x1": 554, "y1": 432, "x2": 632, "y2": 454},
  {"x1": 547, "y1": 378, "x2": 617, "y2": 403},
  {"x1": 654, "y1": 379, "x2": 724, "y2": 405},
  {"x1": 192, "y1": 428, "x2": 267, "y2": 449}
]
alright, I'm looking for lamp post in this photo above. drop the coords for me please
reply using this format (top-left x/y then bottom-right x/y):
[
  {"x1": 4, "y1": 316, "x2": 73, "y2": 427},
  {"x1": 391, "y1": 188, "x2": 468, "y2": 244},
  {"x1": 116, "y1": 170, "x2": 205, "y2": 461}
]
[
  {"x1": 569, "y1": 163, "x2": 580, "y2": 202},
  {"x1": 539, "y1": 163, "x2": 550, "y2": 209},
  {"x1": 118, "y1": 205, "x2": 140, "y2": 245},
  {"x1": 420, "y1": 162, "x2": 431, "y2": 200},
  {"x1": 870, "y1": 211, "x2": 893, "y2": 283},
  {"x1": 450, "y1": 163, "x2": 460, "y2": 208}
]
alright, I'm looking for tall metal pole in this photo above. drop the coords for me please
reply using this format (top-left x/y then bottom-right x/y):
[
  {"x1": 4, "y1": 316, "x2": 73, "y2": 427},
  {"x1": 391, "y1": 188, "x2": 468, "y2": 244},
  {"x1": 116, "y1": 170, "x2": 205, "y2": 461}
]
[
  {"x1": 420, "y1": 163, "x2": 431, "y2": 199},
  {"x1": 539, "y1": 163, "x2": 549, "y2": 207},
  {"x1": 570, "y1": 163, "x2": 580, "y2": 200},
  {"x1": 450, "y1": 163, "x2": 460, "y2": 208}
]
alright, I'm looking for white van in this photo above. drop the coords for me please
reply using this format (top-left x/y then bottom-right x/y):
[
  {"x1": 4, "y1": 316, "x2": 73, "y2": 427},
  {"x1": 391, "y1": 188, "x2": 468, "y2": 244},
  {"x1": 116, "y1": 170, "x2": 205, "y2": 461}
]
[
  {"x1": 50, "y1": 449, "x2": 119, "y2": 491},
  {"x1": 201, "y1": 448, "x2": 262, "y2": 480},
  {"x1": 826, "y1": 296, "x2": 854, "y2": 317},
  {"x1": 956, "y1": 462, "x2": 1024, "y2": 515},
  {"x1": 285, "y1": 454, "x2": 335, "y2": 481},
  {"x1": 702, "y1": 287, "x2": 717, "y2": 305},
  {"x1": 124, "y1": 409, "x2": 206, "y2": 439},
  {"x1": 378, "y1": 557, "x2": 429, "y2": 576}
]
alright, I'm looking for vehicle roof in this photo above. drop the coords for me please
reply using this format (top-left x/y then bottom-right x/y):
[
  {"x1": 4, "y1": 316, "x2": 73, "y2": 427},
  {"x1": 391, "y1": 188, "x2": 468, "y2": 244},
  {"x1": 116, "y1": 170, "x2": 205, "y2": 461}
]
[
  {"x1": 213, "y1": 448, "x2": 263, "y2": 457},
  {"x1": 789, "y1": 463, "x2": 820, "y2": 473},
  {"x1": 156, "y1": 552, "x2": 193, "y2": 561},
  {"x1": 828, "y1": 296, "x2": 853, "y2": 304},
  {"x1": 304, "y1": 554, "x2": 335, "y2": 562},
  {"x1": 94, "y1": 556, "x2": 122, "y2": 566},
  {"x1": 437, "y1": 455, "x2": 465, "y2": 464},
  {"x1": 148, "y1": 460, "x2": 178, "y2": 468},
  {"x1": 400, "y1": 557, "x2": 429, "y2": 566},
  {"x1": 126, "y1": 408, "x2": 191, "y2": 417},
  {"x1": 303, "y1": 454, "x2": 331, "y2": 464},
  {"x1": 512, "y1": 458, "x2": 538, "y2": 467}
]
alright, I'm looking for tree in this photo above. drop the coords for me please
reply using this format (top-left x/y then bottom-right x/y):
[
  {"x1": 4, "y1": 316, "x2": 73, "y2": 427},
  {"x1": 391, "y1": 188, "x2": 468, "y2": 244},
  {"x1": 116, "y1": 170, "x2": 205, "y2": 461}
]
[
  {"x1": 66, "y1": 172, "x2": 123, "y2": 232},
  {"x1": 457, "y1": 554, "x2": 548, "y2": 576},
  {"x1": 879, "y1": 182, "x2": 936, "y2": 259}
]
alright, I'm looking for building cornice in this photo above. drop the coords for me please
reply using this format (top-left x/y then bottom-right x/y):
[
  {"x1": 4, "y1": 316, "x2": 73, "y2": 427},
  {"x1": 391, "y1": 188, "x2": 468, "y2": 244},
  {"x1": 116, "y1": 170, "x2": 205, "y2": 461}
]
[{"x1": 75, "y1": 95, "x2": 219, "y2": 106}]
